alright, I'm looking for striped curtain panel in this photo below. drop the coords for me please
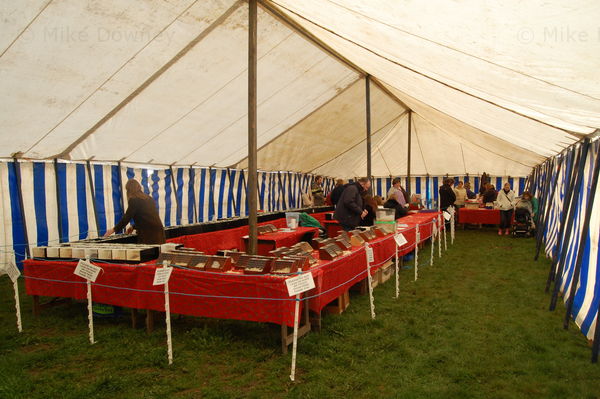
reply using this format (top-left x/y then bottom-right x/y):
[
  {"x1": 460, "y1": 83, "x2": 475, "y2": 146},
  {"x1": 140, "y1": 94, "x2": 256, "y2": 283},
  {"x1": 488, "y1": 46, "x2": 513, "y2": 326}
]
[
  {"x1": 531, "y1": 139, "x2": 600, "y2": 341},
  {"x1": 371, "y1": 175, "x2": 528, "y2": 208},
  {"x1": 0, "y1": 161, "x2": 334, "y2": 268}
]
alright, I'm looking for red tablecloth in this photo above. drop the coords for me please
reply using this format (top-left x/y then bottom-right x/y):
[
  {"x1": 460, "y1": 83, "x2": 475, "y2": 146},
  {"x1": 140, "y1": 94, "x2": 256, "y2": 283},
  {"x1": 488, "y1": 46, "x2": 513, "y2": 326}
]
[
  {"x1": 24, "y1": 260, "x2": 298, "y2": 326},
  {"x1": 23, "y1": 212, "x2": 441, "y2": 326},
  {"x1": 458, "y1": 208, "x2": 500, "y2": 224}
]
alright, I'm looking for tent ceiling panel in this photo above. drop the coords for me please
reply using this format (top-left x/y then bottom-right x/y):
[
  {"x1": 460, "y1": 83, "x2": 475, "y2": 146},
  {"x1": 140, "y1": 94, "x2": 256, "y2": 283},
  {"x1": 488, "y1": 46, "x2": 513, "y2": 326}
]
[
  {"x1": 68, "y1": 4, "x2": 358, "y2": 165},
  {"x1": 270, "y1": 0, "x2": 600, "y2": 132},
  {"x1": 0, "y1": 0, "x2": 49, "y2": 55},
  {"x1": 273, "y1": 9, "x2": 582, "y2": 159},
  {"x1": 236, "y1": 78, "x2": 405, "y2": 172},
  {"x1": 25, "y1": 0, "x2": 241, "y2": 159},
  {"x1": 314, "y1": 109, "x2": 536, "y2": 179},
  {"x1": 382, "y1": 83, "x2": 546, "y2": 168},
  {"x1": 0, "y1": 0, "x2": 209, "y2": 158},
  {"x1": 0, "y1": 0, "x2": 596, "y2": 177}
]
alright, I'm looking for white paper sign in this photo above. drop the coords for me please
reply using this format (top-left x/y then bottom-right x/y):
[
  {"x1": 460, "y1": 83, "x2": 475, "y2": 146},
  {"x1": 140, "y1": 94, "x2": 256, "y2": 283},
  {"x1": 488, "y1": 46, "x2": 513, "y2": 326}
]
[
  {"x1": 366, "y1": 246, "x2": 374, "y2": 263},
  {"x1": 153, "y1": 267, "x2": 173, "y2": 286},
  {"x1": 5, "y1": 260, "x2": 21, "y2": 283},
  {"x1": 394, "y1": 233, "x2": 408, "y2": 247},
  {"x1": 443, "y1": 211, "x2": 451, "y2": 221},
  {"x1": 285, "y1": 272, "x2": 315, "y2": 296},
  {"x1": 74, "y1": 260, "x2": 102, "y2": 282}
]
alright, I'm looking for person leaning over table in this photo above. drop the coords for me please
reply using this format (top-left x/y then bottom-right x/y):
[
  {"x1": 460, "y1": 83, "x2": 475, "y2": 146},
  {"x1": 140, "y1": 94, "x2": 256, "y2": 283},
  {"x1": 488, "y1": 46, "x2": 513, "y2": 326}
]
[
  {"x1": 482, "y1": 184, "x2": 497, "y2": 205},
  {"x1": 311, "y1": 175, "x2": 325, "y2": 206},
  {"x1": 330, "y1": 178, "x2": 346, "y2": 206},
  {"x1": 497, "y1": 182, "x2": 515, "y2": 236},
  {"x1": 334, "y1": 177, "x2": 371, "y2": 231},
  {"x1": 360, "y1": 192, "x2": 378, "y2": 227},
  {"x1": 464, "y1": 181, "x2": 477, "y2": 199},
  {"x1": 104, "y1": 179, "x2": 166, "y2": 244}
]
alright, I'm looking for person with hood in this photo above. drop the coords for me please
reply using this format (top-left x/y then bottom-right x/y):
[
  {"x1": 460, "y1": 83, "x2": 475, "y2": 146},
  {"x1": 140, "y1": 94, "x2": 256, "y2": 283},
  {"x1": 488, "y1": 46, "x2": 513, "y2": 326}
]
[
  {"x1": 497, "y1": 182, "x2": 515, "y2": 235},
  {"x1": 104, "y1": 179, "x2": 166, "y2": 244},
  {"x1": 334, "y1": 177, "x2": 371, "y2": 231}
]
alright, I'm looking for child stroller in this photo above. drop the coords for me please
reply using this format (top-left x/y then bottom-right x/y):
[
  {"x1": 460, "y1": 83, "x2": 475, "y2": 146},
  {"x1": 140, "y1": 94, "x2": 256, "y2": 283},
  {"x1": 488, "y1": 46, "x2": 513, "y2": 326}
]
[{"x1": 512, "y1": 207, "x2": 533, "y2": 237}]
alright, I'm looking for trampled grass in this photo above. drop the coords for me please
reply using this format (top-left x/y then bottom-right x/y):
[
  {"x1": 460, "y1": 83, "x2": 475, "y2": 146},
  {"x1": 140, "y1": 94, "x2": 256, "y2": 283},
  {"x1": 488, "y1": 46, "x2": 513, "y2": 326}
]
[{"x1": 1, "y1": 230, "x2": 598, "y2": 398}]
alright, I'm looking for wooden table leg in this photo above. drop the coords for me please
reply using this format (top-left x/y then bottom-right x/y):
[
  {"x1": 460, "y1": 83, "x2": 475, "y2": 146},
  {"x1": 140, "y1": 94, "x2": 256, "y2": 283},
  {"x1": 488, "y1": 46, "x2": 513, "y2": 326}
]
[
  {"x1": 131, "y1": 308, "x2": 138, "y2": 329},
  {"x1": 281, "y1": 323, "x2": 288, "y2": 354},
  {"x1": 33, "y1": 295, "x2": 40, "y2": 317},
  {"x1": 146, "y1": 310, "x2": 154, "y2": 333}
]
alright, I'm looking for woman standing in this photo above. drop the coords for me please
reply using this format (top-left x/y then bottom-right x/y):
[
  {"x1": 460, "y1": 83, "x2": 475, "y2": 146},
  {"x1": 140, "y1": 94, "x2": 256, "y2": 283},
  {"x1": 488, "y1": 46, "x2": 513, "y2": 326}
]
[
  {"x1": 453, "y1": 181, "x2": 467, "y2": 208},
  {"x1": 497, "y1": 182, "x2": 515, "y2": 236},
  {"x1": 104, "y1": 179, "x2": 166, "y2": 244}
]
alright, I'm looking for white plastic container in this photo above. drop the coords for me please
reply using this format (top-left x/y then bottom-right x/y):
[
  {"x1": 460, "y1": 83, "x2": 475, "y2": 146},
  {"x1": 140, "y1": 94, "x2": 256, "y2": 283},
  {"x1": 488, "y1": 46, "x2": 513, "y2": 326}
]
[
  {"x1": 376, "y1": 208, "x2": 395, "y2": 222},
  {"x1": 286, "y1": 212, "x2": 300, "y2": 230}
]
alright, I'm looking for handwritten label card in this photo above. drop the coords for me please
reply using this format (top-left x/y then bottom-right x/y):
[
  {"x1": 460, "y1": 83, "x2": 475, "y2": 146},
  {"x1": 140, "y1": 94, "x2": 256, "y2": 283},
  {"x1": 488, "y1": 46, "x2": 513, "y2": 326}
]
[
  {"x1": 285, "y1": 273, "x2": 315, "y2": 296},
  {"x1": 394, "y1": 233, "x2": 408, "y2": 247},
  {"x1": 74, "y1": 260, "x2": 102, "y2": 282},
  {"x1": 153, "y1": 267, "x2": 173, "y2": 286}
]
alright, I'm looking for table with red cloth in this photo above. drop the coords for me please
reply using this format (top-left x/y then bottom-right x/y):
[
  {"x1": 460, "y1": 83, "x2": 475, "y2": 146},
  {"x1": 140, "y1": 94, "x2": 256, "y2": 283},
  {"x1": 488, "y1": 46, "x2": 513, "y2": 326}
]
[
  {"x1": 308, "y1": 211, "x2": 441, "y2": 312},
  {"x1": 241, "y1": 227, "x2": 319, "y2": 256},
  {"x1": 167, "y1": 212, "x2": 331, "y2": 255},
  {"x1": 23, "y1": 211, "x2": 441, "y2": 327},
  {"x1": 24, "y1": 260, "x2": 298, "y2": 326},
  {"x1": 458, "y1": 208, "x2": 500, "y2": 225}
]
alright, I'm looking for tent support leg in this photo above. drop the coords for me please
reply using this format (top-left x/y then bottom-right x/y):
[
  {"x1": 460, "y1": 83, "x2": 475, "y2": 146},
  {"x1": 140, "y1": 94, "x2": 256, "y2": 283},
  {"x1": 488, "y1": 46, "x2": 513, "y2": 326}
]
[
  {"x1": 365, "y1": 75, "x2": 372, "y2": 184},
  {"x1": 247, "y1": 0, "x2": 258, "y2": 255},
  {"x1": 407, "y1": 111, "x2": 412, "y2": 196},
  {"x1": 86, "y1": 160, "x2": 101, "y2": 236}
]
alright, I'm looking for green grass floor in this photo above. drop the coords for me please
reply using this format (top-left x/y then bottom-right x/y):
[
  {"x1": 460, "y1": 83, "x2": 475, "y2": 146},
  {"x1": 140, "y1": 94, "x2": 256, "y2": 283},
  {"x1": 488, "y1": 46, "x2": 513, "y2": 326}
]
[{"x1": 1, "y1": 230, "x2": 599, "y2": 398}]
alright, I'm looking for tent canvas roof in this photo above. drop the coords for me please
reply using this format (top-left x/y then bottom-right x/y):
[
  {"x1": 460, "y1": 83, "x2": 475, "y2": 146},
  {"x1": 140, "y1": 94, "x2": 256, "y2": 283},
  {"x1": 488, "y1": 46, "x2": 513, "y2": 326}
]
[{"x1": 1, "y1": 0, "x2": 599, "y2": 178}]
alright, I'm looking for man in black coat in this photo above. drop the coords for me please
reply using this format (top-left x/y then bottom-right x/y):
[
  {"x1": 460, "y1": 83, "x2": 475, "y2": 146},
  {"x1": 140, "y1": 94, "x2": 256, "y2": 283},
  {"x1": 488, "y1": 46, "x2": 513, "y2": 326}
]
[
  {"x1": 334, "y1": 177, "x2": 371, "y2": 231},
  {"x1": 439, "y1": 178, "x2": 456, "y2": 211}
]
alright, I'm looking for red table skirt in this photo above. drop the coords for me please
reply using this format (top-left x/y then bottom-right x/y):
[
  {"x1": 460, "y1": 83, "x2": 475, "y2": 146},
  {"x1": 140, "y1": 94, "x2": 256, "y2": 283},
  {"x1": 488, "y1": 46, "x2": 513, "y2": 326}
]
[
  {"x1": 458, "y1": 208, "x2": 500, "y2": 224},
  {"x1": 23, "y1": 212, "x2": 441, "y2": 326}
]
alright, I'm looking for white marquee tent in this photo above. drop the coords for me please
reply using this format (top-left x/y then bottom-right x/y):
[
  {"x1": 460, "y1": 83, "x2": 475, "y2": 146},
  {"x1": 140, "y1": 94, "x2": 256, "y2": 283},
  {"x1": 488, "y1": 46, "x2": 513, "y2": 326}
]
[{"x1": 2, "y1": 0, "x2": 599, "y2": 178}]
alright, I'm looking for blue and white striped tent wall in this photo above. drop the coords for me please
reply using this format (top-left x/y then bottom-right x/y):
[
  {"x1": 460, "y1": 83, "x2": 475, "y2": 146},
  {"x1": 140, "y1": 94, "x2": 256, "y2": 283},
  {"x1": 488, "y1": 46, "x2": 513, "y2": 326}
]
[
  {"x1": 0, "y1": 160, "x2": 335, "y2": 268},
  {"x1": 556, "y1": 141, "x2": 599, "y2": 340},
  {"x1": 372, "y1": 175, "x2": 527, "y2": 208},
  {"x1": 532, "y1": 139, "x2": 600, "y2": 341}
]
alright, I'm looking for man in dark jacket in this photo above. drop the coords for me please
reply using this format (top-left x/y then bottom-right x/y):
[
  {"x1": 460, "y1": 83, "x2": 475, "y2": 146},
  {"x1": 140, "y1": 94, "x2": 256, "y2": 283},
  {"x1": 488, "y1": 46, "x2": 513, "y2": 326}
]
[
  {"x1": 439, "y1": 178, "x2": 457, "y2": 211},
  {"x1": 334, "y1": 177, "x2": 371, "y2": 231}
]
